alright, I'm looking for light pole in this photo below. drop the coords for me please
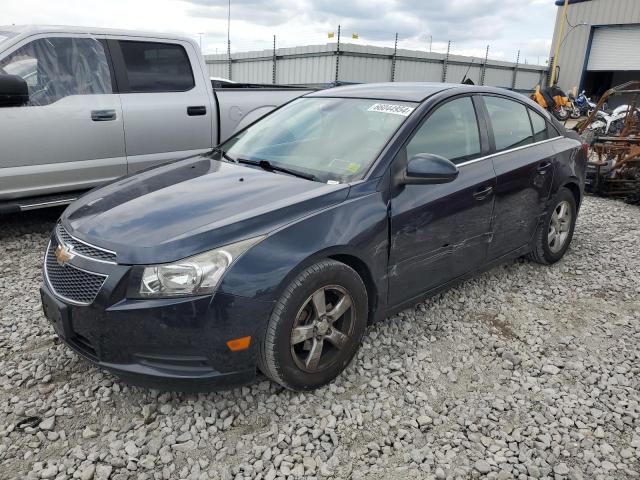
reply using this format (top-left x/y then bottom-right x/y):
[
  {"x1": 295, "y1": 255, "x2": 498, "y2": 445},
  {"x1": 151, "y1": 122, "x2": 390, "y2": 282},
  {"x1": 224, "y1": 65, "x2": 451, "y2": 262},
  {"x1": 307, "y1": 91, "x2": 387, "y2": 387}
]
[
  {"x1": 198, "y1": 33, "x2": 204, "y2": 50},
  {"x1": 550, "y1": 0, "x2": 569, "y2": 86}
]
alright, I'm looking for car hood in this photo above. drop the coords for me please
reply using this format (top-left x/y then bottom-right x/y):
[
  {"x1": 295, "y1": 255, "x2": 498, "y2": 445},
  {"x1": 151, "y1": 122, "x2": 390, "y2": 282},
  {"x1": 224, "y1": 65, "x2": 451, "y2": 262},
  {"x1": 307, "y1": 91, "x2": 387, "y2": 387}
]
[{"x1": 62, "y1": 156, "x2": 349, "y2": 264}]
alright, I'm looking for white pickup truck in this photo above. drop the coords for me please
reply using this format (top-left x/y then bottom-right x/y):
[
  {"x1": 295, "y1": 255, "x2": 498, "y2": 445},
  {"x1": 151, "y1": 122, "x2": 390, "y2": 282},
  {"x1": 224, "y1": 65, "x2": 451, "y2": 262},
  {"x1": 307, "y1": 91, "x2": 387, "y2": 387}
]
[{"x1": 0, "y1": 25, "x2": 313, "y2": 212}]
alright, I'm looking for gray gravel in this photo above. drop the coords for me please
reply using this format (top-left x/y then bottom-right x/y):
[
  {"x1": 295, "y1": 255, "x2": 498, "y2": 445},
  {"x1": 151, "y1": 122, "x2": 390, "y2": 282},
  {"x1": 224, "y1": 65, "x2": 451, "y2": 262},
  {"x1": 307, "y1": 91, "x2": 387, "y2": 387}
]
[{"x1": 1, "y1": 196, "x2": 639, "y2": 480}]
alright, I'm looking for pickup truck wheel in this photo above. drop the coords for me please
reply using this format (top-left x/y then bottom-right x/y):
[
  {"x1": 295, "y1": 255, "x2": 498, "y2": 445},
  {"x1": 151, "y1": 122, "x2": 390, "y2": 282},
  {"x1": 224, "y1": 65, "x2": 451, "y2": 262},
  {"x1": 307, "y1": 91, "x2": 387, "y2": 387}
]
[
  {"x1": 259, "y1": 260, "x2": 368, "y2": 391},
  {"x1": 527, "y1": 187, "x2": 577, "y2": 265}
]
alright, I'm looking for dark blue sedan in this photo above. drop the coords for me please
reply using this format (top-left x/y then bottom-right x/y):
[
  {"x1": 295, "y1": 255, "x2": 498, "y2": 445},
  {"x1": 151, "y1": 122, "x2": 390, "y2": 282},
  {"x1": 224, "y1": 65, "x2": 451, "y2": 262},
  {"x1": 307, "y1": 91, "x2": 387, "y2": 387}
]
[{"x1": 41, "y1": 83, "x2": 587, "y2": 391}]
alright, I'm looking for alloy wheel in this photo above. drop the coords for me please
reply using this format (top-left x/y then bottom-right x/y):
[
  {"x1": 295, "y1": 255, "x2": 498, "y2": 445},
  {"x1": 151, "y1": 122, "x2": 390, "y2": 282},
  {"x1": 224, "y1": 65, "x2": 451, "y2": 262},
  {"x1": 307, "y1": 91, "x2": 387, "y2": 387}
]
[
  {"x1": 548, "y1": 200, "x2": 572, "y2": 253},
  {"x1": 290, "y1": 285, "x2": 355, "y2": 373}
]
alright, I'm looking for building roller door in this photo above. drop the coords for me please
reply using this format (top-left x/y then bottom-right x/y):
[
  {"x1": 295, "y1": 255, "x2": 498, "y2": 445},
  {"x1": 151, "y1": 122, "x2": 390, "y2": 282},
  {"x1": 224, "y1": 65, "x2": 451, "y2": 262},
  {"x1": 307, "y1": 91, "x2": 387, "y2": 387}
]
[{"x1": 587, "y1": 26, "x2": 640, "y2": 71}]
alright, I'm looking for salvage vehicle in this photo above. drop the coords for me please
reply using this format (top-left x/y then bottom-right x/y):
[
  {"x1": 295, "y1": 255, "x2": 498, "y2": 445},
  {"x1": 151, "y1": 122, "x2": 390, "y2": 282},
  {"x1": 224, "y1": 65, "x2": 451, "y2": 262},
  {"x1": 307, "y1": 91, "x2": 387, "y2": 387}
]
[
  {"x1": 41, "y1": 82, "x2": 587, "y2": 391},
  {"x1": 0, "y1": 25, "x2": 312, "y2": 213},
  {"x1": 577, "y1": 81, "x2": 640, "y2": 204}
]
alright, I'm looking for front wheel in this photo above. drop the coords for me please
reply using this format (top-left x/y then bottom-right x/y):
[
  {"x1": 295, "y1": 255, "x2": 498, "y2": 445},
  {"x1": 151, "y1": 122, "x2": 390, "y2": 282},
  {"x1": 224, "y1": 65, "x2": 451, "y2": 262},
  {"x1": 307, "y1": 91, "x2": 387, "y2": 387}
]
[
  {"x1": 527, "y1": 187, "x2": 577, "y2": 265},
  {"x1": 570, "y1": 105, "x2": 581, "y2": 119},
  {"x1": 258, "y1": 259, "x2": 368, "y2": 391}
]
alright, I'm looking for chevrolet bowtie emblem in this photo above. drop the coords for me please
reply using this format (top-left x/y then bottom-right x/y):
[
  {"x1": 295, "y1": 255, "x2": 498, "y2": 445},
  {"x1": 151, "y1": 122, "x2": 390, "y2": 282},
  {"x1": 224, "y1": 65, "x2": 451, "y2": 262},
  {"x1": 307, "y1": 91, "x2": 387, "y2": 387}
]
[{"x1": 55, "y1": 244, "x2": 74, "y2": 265}]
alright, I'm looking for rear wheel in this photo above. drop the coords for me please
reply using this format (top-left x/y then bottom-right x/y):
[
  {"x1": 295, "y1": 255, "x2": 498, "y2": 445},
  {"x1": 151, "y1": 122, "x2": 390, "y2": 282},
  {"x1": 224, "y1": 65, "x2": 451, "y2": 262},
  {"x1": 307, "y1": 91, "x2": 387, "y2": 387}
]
[
  {"x1": 527, "y1": 187, "x2": 577, "y2": 265},
  {"x1": 259, "y1": 260, "x2": 368, "y2": 391}
]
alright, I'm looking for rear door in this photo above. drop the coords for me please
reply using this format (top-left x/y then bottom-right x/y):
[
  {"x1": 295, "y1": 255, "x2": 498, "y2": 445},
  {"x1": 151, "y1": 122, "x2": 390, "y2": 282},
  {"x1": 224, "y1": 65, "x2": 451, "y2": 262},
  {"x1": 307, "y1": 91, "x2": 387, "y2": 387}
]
[
  {"x1": 480, "y1": 95, "x2": 556, "y2": 260},
  {"x1": 108, "y1": 38, "x2": 213, "y2": 173},
  {"x1": 388, "y1": 95, "x2": 496, "y2": 306},
  {"x1": 0, "y1": 34, "x2": 125, "y2": 200}
]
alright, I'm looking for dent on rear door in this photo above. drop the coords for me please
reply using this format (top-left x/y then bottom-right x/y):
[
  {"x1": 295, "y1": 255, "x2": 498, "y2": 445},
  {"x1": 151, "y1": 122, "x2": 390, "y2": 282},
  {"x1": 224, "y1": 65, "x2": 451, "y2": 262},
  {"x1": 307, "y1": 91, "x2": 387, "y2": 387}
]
[{"x1": 488, "y1": 141, "x2": 556, "y2": 260}]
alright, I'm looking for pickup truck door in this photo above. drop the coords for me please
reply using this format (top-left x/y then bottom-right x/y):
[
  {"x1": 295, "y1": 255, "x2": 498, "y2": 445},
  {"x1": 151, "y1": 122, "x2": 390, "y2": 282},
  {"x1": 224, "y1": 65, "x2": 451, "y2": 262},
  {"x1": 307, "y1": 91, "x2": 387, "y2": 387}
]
[
  {"x1": 107, "y1": 38, "x2": 214, "y2": 173},
  {"x1": 0, "y1": 34, "x2": 126, "y2": 200}
]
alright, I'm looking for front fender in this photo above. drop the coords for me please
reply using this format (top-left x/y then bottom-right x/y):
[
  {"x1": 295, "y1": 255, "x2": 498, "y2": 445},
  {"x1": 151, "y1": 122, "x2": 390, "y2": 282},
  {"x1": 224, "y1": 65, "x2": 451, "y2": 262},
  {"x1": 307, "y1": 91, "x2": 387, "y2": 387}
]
[{"x1": 218, "y1": 181, "x2": 389, "y2": 309}]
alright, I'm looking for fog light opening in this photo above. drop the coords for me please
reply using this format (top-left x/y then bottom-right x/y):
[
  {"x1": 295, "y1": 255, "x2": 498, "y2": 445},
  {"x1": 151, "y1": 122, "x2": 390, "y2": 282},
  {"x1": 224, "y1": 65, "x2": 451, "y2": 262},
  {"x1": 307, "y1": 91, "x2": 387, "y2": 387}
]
[{"x1": 226, "y1": 336, "x2": 252, "y2": 352}]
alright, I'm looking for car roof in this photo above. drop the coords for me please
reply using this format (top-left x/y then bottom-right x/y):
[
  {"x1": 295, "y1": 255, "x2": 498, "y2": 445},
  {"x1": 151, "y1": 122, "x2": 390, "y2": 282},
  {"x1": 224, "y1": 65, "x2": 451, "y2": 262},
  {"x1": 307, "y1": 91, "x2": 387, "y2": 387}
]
[
  {"x1": 307, "y1": 82, "x2": 535, "y2": 104},
  {"x1": 0, "y1": 25, "x2": 195, "y2": 44}
]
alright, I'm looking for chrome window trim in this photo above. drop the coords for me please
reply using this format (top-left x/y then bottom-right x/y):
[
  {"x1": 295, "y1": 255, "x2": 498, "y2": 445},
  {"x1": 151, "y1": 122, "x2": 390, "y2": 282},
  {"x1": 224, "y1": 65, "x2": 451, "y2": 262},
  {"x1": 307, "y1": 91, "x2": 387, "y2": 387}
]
[
  {"x1": 55, "y1": 224, "x2": 117, "y2": 265},
  {"x1": 44, "y1": 241, "x2": 108, "y2": 306},
  {"x1": 456, "y1": 137, "x2": 561, "y2": 168}
]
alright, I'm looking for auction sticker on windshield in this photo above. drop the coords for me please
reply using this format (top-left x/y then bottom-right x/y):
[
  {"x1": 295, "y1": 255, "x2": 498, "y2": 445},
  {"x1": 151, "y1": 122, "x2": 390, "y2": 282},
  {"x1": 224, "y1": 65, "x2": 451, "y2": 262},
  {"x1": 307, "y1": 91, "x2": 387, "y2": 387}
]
[{"x1": 368, "y1": 103, "x2": 415, "y2": 116}]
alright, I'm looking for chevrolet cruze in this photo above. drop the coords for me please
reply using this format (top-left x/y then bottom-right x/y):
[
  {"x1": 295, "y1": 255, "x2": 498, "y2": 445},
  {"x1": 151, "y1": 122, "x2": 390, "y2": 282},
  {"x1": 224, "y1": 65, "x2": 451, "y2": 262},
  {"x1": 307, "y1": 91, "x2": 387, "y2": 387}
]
[{"x1": 41, "y1": 83, "x2": 587, "y2": 391}]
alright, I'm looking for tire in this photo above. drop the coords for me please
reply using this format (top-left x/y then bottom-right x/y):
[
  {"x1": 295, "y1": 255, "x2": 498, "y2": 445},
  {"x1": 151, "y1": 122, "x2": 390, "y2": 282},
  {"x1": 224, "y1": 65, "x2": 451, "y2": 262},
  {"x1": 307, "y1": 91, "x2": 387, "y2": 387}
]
[
  {"x1": 552, "y1": 106, "x2": 569, "y2": 121},
  {"x1": 570, "y1": 106, "x2": 581, "y2": 119},
  {"x1": 258, "y1": 259, "x2": 368, "y2": 391},
  {"x1": 527, "y1": 187, "x2": 577, "y2": 265}
]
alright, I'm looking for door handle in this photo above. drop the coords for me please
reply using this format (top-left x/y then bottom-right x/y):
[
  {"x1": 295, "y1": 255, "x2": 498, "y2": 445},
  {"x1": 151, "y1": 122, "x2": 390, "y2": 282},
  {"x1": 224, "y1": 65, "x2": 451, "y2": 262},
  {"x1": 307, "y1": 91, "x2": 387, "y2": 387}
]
[
  {"x1": 473, "y1": 185, "x2": 493, "y2": 200},
  {"x1": 537, "y1": 160, "x2": 553, "y2": 174},
  {"x1": 91, "y1": 109, "x2": 116, "y2": 121},
  {"x1": 187, "y1": 106, "x2": 207, "y2": 116}
]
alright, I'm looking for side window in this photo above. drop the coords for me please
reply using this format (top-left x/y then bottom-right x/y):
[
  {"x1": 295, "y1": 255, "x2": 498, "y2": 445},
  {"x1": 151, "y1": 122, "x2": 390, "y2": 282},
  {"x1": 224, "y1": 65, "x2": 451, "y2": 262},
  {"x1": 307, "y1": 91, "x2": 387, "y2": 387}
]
[
  {"x1": 484, "y1": 96, "x2": 534, "y2": 152},
  {"x1": 406, "y1": 97, "x2": 481, "y2": 165},
  {"x1": 0, "y1": 37, "x2": 112, "y2": 106},
  {"x1": 529, "y1": 109, "x2": 548, "y2": 142},
  {"x1": 118, "y1": 41, "x2": 195, "y2": 93}
]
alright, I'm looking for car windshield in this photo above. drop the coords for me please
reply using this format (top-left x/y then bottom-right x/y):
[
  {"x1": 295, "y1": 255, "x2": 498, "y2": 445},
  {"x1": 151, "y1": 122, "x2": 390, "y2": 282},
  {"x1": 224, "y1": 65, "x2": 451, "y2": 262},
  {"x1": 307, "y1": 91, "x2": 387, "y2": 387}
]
[{"x1": 219, "y1": 97, "x2": 417, "y2": 183}]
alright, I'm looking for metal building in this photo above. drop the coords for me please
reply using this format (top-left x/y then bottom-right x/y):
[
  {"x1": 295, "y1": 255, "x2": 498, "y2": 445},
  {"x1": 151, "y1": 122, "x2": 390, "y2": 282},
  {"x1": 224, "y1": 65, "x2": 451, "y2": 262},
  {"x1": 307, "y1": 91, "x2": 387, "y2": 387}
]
[
  {"x1": 550, "y1": 0, "x2": 640, "y2": 96},
  {"x1": 205, "y1": 43, "x2": 547, "y2": 92}
]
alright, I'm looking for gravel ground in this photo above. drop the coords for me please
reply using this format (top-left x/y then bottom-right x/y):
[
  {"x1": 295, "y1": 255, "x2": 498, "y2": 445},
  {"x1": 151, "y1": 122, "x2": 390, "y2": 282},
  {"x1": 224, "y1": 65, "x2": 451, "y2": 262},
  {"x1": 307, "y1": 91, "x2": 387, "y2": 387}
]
[{"x1": 1, "y1": 196, "x2": 639, "y2": 480}]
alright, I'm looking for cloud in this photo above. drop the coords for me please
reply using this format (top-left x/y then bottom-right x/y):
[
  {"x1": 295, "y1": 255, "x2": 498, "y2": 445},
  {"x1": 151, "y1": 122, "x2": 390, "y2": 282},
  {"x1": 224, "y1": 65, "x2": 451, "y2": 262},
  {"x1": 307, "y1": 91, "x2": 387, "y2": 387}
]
[{"x1": 1, "y1": 0, "x2": 558, "y2": 65}]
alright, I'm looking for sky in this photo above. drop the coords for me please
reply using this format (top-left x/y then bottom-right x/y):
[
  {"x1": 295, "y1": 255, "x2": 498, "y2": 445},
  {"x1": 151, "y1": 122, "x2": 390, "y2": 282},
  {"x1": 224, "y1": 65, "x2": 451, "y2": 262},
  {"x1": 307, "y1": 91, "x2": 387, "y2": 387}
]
[{"x1": 2, "y1": 0, "x2": 559, "y2": 65}]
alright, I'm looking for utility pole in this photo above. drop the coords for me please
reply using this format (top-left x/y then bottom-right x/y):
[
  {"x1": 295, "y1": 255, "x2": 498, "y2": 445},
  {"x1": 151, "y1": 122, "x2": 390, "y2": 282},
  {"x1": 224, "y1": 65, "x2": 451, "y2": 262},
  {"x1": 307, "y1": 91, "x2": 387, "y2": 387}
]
[
  {"x1": 391, "y1": 33, "x2": 398, "y2": 82},
  {"x1": 198, "y1": 33, "x2": 204, "y2": 50},
  {"x1": 335, "y1": 25, "x2": 341, "y2": 83},
  {"x1": 429, "y1": 35, "x2": 432, "y2": 53},
  {"x1": 550, "y1": 0, "x2": 569, "y2": 86},
  {"x1": 227, "y1": 0, "x2": 232, "y2": 80}
]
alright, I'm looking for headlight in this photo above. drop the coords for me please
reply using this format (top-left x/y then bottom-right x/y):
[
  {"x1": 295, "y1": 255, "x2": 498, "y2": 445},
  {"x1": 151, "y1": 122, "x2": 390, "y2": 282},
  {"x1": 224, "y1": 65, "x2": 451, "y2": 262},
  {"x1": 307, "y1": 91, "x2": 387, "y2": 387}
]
[{"x1": 137, "y1": 236, "x2": 264, "y2": 298}]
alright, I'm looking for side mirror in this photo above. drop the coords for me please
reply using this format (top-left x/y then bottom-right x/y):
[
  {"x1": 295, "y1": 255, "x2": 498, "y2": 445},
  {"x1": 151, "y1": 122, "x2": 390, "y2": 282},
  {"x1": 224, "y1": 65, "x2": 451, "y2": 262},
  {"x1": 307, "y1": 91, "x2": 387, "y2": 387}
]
[
  {"x1": 0, "y1": 74, "x2": 29, "y2": 107},
  {"x1": 401, "y1": 153, "x2": 459, "y2": 185}
]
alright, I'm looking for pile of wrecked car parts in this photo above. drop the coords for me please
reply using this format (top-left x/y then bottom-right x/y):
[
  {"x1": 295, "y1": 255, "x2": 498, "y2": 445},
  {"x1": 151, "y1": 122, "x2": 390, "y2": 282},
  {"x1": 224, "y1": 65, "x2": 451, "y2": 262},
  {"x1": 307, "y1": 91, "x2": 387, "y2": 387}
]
[{"x1": 577, "y1": 81, "x2": 640, "y2": 205}]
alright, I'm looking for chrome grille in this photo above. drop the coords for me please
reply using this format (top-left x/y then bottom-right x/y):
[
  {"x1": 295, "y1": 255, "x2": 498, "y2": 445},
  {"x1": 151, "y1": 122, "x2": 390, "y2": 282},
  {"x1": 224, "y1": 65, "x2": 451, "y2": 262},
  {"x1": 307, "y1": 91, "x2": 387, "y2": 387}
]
[
  {"x1": 55, "y1": 224, "x2": 116, "y2": 263},
  {"x1": 45, "y1": 241, "x2": 107, "y2": 305}
]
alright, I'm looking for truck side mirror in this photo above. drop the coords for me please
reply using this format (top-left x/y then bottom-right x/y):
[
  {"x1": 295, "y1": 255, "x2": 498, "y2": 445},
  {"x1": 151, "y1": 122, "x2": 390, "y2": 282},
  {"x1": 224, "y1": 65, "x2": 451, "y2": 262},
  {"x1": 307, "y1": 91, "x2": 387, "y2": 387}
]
[{"x1": 0, "y1": 74, "x2": 29, "y2": 107}]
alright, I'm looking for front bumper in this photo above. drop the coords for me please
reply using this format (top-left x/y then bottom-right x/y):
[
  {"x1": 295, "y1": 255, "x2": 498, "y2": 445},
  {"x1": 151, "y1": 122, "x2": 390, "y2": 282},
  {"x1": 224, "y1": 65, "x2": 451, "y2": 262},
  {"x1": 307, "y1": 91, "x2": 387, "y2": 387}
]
[{"x1": 40, "y1": 235, "x2": 274, "y2": 391}]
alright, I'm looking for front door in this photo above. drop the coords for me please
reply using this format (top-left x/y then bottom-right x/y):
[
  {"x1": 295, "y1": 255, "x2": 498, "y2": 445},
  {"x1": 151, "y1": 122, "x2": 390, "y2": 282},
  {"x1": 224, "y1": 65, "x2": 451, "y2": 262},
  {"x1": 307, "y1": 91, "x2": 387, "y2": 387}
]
[
  {"x1": 480, "y1": 96, "x2": 556, "y2": 260},
  {"x1": 389, "y1": 96, "x2": 496, "y2": 307},
  {"x1": 0, "y1": 35, "x2": 126, "y2": 199},
  {"x1": 107, "y1": 38, "x2": 213, "y2": 174}
]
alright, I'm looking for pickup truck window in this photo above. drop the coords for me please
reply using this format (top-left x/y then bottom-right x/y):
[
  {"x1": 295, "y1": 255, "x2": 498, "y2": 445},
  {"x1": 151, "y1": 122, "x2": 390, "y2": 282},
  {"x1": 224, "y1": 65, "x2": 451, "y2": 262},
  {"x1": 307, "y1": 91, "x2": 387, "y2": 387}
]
[
  {"x1": 221, "y1": 97, "x2": 416, "y2": 183},
  {"x1": 118, "y1": 41, "x2": 195, "y2": 93},
  {"x1": 0, "y1": 37, "x2": 112, "y2": 106}
]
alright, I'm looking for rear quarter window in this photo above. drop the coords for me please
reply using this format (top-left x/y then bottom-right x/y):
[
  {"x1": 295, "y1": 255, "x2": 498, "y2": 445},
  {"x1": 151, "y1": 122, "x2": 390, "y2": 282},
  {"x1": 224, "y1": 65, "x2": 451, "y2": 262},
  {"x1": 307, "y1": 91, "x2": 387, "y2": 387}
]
[
  {"x1": 528, "y1": 109, "x2": 549, "y2": 142},
  {"x1": 118, "y1": 41, "x2": 195, "y2": 93}
]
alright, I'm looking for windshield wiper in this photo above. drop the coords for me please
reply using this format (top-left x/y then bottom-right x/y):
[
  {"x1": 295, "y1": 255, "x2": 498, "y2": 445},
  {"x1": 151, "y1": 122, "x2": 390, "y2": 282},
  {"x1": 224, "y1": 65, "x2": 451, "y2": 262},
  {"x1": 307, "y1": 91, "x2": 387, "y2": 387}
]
[
  {"x1": 211, "y1": 146, "x2": 237, "y2": 163},
  {"x1": 236, "y1": 158, "x2": 316, "y2": 181}
]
